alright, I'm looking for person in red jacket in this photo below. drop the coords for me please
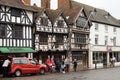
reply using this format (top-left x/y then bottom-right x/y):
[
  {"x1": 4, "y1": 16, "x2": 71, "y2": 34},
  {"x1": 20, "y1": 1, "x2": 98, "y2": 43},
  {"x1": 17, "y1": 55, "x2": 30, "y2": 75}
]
[{"x1": 45, "y1": 56, "x2": 51, "y2": 72}]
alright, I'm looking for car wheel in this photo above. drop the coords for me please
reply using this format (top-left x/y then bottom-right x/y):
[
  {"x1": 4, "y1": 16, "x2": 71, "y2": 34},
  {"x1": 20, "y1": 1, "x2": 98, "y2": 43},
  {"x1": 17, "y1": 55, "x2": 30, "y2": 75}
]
[
  {"x1": 15, "y1": 70, "x2": 21, "y2": 77},
  {"x1": 40, "y1": 68, "x2": 45, "y2": 75}
]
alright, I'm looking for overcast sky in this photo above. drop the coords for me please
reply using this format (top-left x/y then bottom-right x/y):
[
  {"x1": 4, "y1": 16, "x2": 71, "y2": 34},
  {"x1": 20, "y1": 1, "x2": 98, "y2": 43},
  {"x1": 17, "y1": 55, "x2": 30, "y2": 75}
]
[
  {"x1": 74, "y1": 0, "x2": 120, "y2": 19},
  {"x1": 31, "y1": 0, "x2": 120, "y2": 19}
]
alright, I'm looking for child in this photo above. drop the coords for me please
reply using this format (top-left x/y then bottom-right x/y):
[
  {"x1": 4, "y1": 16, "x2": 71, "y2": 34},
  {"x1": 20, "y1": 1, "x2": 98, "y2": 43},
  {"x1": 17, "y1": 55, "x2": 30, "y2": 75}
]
[{"x1": 61, "y1": 60, "x2": 65, "y2": 73}]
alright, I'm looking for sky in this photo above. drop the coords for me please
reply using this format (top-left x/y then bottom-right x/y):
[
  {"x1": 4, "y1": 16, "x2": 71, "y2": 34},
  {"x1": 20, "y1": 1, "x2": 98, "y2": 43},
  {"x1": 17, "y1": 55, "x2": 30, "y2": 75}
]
[{"x1": 31, "y1": 0, "x2": 120, "y2": 19}]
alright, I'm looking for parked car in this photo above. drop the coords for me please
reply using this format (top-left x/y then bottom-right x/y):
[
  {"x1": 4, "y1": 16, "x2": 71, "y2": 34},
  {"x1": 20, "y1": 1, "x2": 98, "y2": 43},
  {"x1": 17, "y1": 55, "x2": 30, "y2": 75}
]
[{"x1": 9, "y1": 57, "x2": 48, "y2": 77}]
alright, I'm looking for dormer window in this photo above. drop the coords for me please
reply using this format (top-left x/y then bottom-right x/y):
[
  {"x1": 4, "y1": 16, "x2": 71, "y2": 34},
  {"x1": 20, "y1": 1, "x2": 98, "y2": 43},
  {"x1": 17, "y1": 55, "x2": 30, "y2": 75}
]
[
  {"x1": 105, "y1": 13, "x2": 110, "y2": 19},
  {"x1": 11, "y1": 8, "x2": 21, "y2": 17}
]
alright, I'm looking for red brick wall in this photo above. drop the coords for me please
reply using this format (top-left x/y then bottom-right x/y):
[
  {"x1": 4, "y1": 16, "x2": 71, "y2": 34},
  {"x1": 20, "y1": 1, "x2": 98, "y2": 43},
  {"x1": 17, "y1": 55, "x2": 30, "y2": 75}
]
[
  {"x1": 41, "y1": 0, "x2": 50, "y2": 8},
  {"x1": 58, "y1": 0, "x2": 69, "y2": 8},
  {"x1": 23, "y1": 0, "x2": 30, "y2": 5}
]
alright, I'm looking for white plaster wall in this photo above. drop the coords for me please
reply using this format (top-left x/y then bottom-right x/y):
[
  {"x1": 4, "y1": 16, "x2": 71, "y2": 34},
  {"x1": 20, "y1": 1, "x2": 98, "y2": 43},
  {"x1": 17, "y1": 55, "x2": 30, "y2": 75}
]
[
  {"x1": 90, "y1": 22, "x2": 120, "y2": 46},
  {"x1": 89, "y1": 22, "x2": 120, "y2": 69}
]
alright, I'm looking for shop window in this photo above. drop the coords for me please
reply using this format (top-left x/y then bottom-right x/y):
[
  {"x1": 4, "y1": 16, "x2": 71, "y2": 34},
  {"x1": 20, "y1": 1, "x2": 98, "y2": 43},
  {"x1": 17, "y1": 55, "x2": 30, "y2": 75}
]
[
  {"x1": 93, "y1": 52, "x2": 103, "y2": 64},
  {"x1": 110, "y1": 52, "x2": 120, "y2": 62}
]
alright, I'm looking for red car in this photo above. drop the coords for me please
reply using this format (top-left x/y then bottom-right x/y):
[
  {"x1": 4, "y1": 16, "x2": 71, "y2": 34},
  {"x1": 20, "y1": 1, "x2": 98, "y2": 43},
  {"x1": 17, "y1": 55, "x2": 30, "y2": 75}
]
[{"x1": 9, "y1": 57, "x2": 48, "y2": 77}]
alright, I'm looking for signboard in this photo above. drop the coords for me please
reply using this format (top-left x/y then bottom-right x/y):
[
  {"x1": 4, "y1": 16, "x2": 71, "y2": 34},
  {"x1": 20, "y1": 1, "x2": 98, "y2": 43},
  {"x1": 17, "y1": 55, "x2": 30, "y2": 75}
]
[{"x1": 106, "y1": 46, "x2": 112, "y2": 52}]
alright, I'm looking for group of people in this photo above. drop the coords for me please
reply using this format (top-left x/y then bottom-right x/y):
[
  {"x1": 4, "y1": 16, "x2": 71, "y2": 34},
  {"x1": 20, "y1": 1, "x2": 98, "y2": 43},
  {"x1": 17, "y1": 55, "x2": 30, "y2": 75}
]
[
  {"x1": 1, "y1": 56, "x2": 78, "y2": 78},
  {"x1": 45, "y1": 56, "x2": 78, "y2": 73}
]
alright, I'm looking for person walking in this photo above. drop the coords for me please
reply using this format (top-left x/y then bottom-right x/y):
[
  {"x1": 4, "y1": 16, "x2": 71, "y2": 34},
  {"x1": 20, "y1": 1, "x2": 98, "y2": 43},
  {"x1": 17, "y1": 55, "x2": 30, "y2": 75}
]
[
  {"x1": 2, "y1": 58, "x2": 11, "y2": 77},
  {"x1": 64, "y1": 57, "x2": 70, "y2": 72},
  {"x1": 73, "y1": 59, "x2": 78, "y2": 72},
  {"x1": 112, "y1": 56, "x2": 116, "y2": 67},
  {"x1": 45, "y1": 56, "x2": 51, "y2": 72}
]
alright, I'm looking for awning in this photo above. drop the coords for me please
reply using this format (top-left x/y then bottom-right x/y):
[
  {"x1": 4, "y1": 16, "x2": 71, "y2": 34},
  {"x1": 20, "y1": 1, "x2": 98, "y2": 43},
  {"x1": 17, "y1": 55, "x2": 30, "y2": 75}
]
[{"x1": 0, "y1": 47, "x2": 36, "y2": 53}]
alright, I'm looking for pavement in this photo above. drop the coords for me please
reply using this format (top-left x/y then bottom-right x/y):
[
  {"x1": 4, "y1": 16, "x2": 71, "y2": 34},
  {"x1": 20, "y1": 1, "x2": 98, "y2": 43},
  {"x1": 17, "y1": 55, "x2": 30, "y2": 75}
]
[{"x1": 0, "y1": 67, "x2": 120, "y2": 80}]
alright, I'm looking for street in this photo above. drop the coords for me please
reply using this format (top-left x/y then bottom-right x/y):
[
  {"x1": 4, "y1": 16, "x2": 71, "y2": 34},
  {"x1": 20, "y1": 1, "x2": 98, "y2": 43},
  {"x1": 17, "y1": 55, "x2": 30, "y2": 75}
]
[{"x1": 1, "y1": 67, "x2": 120, "y2": 80}]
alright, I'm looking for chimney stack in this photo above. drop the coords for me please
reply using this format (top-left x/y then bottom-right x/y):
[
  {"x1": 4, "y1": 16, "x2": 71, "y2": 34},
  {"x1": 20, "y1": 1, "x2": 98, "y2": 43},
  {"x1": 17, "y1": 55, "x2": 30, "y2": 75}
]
[
  {"x1": 41, "y1": 0, "x2": 50, "y2": 8},
  {"x1": 22, "y1": 0, "x2": 31, "y2": 5}
]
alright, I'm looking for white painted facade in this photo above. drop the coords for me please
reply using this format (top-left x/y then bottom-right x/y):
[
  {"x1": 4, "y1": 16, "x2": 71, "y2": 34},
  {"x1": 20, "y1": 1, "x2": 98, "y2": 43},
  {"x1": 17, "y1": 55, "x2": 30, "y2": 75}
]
[{"x1": 89, "y1": 22, "x2": 120, "y2": 69}]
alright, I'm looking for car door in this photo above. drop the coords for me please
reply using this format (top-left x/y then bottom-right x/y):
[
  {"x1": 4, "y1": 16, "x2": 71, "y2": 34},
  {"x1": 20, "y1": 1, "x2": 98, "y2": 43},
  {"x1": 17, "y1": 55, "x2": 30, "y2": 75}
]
[
  {"x1": 29, "y1": 60, "x2": 39, "y2": 73},
  {"x1": 20, "y1": 59, "x2": 30, "y2": 74}
]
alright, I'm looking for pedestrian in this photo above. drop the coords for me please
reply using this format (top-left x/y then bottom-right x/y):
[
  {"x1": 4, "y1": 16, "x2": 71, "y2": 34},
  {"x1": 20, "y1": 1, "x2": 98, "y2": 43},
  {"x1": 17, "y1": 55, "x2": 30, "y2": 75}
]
[
  {"x1": 112, "y1": 56, "x2": 116, "y2": 67},
  {"x1": 61, "y1": 61, "x2": 65, "y2": 73},
  {"x1": 50, "y1": 57, "x2": 55, "y2": 72},
  {"x1": 73, "y1": 59, "x2": 78, "y2": 72},
  {"x1": 64, "y1": 57, "x2": 70, "y2": 72},
  {"x1": 39, "y1": 56, "x2": 42, "y2": 64},
  {"x1": 45, "y1": 56, "x2": 51, "y2": 72},
  {"x1": 55, "y1": 59, "x2": 61, "y2": 72},
  {"x1": 2, "y1": 58, "x2": 11, "y2": 78}
]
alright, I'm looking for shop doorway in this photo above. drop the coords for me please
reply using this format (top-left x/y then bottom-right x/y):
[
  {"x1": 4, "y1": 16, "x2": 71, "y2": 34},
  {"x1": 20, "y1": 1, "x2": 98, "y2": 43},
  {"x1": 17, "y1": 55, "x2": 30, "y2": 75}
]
[
  {"x1": 103, "y1": 53, "x2": 107, "y2": 67},
  {"x1": 82, "y1": 52, "x2": 88, "y2": 69}
]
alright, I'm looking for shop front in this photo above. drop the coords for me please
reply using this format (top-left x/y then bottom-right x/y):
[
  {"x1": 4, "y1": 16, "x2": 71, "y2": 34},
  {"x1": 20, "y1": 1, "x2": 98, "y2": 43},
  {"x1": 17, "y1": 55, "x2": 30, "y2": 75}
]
[
  {"x1": 33, "y1": 50, "x2": 67, "y2": 63},
  {"x1": 72, "y1": 50, "x2": 88, "y2": 70},
  {"x1": 0, "y1": 47, "x2": 36, "y2": 74}
]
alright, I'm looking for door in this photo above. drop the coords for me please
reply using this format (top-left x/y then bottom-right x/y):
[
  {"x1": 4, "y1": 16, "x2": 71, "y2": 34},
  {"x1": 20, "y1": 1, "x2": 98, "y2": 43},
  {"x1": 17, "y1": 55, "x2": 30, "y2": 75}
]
[
  {"x1": 29, "y1": 60, "x2": 39, "y2": 73},
  {"x1": 103, "y1": 53, "x2": 107, "y2": 67},
  {"x1": 82, "y1": 52, "x2": 87, "y2": 69}
]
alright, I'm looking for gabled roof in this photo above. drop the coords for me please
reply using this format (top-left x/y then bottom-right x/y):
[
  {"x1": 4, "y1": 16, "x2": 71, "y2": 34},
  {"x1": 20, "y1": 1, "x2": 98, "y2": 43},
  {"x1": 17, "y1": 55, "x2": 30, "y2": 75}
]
[
  {"x1": 63, "y1": 7, "x2": 83, "y2": 24},
  {"x1": 70, "y1": 1, "x2": 120, "y2": 27},
  {"x1": 58, "y1": 1, "x2": 90, "y2": 25},
  {"x1": 47, "y1": 9, "x2": 63, "y2": 24},
  {"x1": 0, "y1": 0, "x2": 36, "y2": 11},
  {"x1": 34, "y1": 7, "x2": 47, "y2": 22}
]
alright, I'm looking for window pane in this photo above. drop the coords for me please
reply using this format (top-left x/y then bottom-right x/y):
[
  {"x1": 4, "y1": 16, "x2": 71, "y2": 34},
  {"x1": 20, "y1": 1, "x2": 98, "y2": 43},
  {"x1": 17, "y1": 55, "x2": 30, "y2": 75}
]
[
  {"x1": 21, "y1": 59, "x2": 28, "y2": 64},
  {"x1": 12, "y1": 25, "x2": 23, "y2": 38},
  {"x1": 14, "y1": 59, "x2": 20, "y2": 64}
]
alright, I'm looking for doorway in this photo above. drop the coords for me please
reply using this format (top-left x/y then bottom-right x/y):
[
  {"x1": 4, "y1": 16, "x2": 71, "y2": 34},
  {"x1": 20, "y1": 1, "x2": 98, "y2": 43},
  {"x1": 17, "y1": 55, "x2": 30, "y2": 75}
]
[{"x1": 103, "y1": 53, "x2": 107, "y2": 67}]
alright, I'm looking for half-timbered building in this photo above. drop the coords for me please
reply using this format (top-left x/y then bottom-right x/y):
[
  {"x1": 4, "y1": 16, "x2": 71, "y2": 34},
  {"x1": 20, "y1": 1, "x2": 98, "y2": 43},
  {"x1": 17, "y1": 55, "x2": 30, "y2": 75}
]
[
  {"x1": 58, "y1": 1, "x2": 92, "y2": 70},
  {"x1": 0, "y1": 0, "x2": 36, "y2": 58},
  {"x1": 34, "y1": 8, "x2": 68, "y2": 62}
]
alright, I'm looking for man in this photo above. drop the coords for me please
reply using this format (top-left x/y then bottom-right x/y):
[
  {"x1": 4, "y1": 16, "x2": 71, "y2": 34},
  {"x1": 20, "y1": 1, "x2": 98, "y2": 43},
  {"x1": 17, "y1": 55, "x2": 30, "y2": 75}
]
[
  {"x1": 73, "y1": 59, "x2": 78, "y2": 72},
  {"x1": 64, "y1": 57, "x2": 70, "y2": 72},
  {"x1": 2, "y1": 58, "x2": 11, "y2": 77}
]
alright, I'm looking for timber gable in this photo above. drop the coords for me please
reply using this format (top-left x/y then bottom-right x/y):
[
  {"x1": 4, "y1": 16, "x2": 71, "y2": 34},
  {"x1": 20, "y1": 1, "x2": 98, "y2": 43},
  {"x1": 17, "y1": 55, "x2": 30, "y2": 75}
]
[{"x1": 0, "y1": 6, "x2": 33, "y2": 26}]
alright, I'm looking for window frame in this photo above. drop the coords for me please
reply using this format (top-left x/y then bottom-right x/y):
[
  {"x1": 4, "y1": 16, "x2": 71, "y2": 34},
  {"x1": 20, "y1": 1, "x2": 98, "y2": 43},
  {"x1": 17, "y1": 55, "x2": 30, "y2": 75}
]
[
  {"x1": 11, "y1": 8, "x2": 21, "y2": 17},
  {"x1": 12, "y1": 25, "x2": 23, "y2": 39}
]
